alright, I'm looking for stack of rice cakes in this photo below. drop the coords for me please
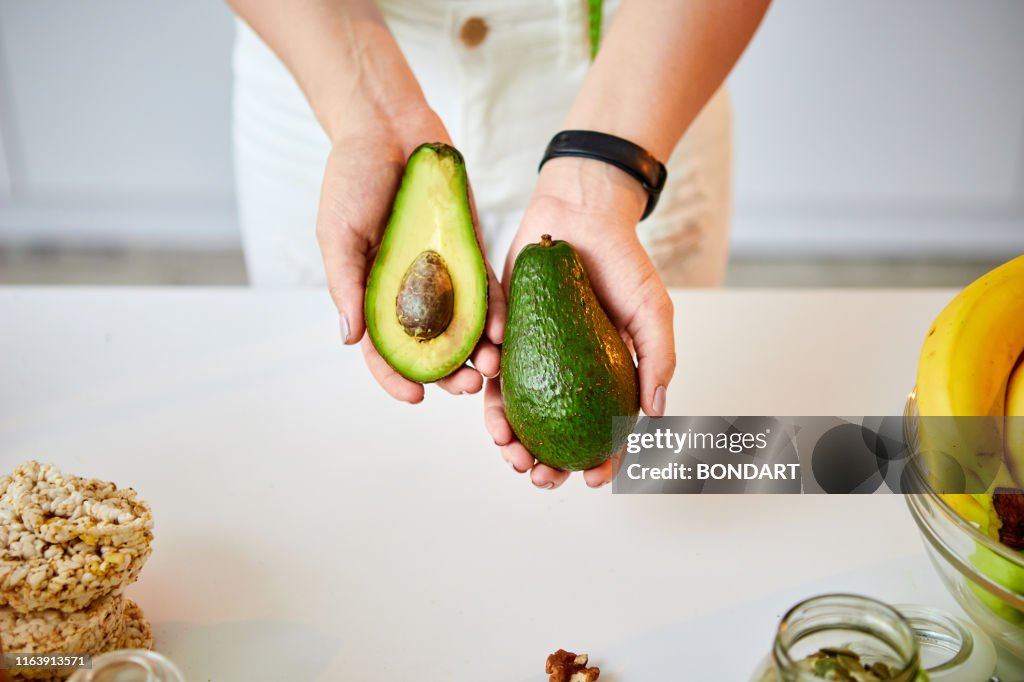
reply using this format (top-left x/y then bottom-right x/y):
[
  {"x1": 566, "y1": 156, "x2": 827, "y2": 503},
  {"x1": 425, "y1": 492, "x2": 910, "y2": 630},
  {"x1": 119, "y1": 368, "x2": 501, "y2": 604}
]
[{"x1": 0, "y1": 462, "x2": 154, "y2": 681}]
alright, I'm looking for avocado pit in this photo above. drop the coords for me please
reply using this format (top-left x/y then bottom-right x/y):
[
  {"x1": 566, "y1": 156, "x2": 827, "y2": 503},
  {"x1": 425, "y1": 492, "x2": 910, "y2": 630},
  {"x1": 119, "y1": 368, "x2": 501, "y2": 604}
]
[{"x1": 396, "y1": 250, "x2": 454, "y2": 340}]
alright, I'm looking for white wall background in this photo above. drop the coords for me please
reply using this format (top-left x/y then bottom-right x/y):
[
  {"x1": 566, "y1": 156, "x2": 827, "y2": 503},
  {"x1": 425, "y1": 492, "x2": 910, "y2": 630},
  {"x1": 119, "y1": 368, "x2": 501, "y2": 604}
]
[
  {"x1": 0, "y1": 0, "x2": 238, "y2": 248},
  {"x1": 730, "y1": 1, "x2": 1024, "y2": 257},
  {"x1": 0, "y1": 0, "x2": 1021, "y2": 257}
]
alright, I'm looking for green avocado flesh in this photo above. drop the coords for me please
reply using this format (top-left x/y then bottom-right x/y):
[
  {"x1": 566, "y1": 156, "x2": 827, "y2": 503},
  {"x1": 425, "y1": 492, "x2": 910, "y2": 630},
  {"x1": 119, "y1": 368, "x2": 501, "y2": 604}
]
[
  {"x1": 501, "y1": 235, "x2": 640, "y2": 471},
  {"x1": 365, "y1": 143, "x2": 488, "y2": 383}
]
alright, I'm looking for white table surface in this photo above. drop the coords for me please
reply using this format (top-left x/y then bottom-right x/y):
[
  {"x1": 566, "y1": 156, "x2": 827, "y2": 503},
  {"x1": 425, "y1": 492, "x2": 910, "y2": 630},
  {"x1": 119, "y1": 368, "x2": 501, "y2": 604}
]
[{"x1": 1, "y1": 287, "x2": 1020, "y2": 681}]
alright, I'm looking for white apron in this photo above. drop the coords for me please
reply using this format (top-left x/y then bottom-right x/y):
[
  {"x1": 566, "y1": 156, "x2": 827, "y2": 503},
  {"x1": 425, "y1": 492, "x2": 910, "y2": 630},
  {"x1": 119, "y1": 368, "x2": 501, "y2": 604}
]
[{"x1": 232, "y1": 0, "x2": 732, "y2": 287}]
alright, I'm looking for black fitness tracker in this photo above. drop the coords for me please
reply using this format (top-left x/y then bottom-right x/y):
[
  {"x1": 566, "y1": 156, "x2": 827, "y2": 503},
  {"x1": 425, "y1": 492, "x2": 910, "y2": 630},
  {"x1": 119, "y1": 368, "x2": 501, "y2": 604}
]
[{"x1": 538, "y1": 130, "x2": 668, "y2": 220}]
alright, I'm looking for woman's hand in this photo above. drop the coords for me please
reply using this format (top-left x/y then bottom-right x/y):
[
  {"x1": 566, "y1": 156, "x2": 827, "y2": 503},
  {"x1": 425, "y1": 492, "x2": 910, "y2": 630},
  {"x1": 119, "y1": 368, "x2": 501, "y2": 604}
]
[
  {"x1": 484, "y1": 157, "x2": 676, "y2": 489},
  {"x1": 316, "y1": 108, "x2": 505, "y2": 402},
  {"x1": 229, "y1": 1, "x2": 504, "y2": 402}
]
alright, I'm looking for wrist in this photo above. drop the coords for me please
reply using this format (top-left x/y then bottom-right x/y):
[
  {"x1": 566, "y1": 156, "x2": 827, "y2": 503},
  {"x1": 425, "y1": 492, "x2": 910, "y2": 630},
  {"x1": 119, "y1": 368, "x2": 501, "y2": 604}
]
[
  {"x1": 314, "y1": 19, "x2": 440, "y2": 147},
  {"x1": 533, "y1": 156, "x2": 648, "y2": 226},
  {"x1": 325, "y1": 99, "x2": 442, "y2": 150}
]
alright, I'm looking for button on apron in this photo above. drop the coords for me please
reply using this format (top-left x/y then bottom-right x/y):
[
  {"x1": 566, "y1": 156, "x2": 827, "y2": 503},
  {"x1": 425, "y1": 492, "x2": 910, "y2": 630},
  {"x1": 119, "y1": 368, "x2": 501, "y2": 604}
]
[{"x1": 459, "y1": 16, "x2": 488, "y2": 47}]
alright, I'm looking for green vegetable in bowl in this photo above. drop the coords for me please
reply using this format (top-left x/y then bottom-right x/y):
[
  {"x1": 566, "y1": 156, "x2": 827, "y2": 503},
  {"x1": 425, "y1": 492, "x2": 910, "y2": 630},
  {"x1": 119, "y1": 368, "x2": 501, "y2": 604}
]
[
  {"x1": 969, "y1": 543, "x2": 1024, "y2": 624},
  {"x1": 944, "y1": 492, "x2": 1024, "y2": 624}
]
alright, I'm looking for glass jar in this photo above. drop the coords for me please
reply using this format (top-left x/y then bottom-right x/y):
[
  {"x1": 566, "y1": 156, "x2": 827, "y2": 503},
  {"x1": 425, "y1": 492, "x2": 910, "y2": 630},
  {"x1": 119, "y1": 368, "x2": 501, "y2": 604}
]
[
  {"x1": 894, "y1": 604, "x2": 996, "y2": 682},
  {"x1": 751, "y1": 594, "x2": 924, "y2": 681},
  {"x1": 66, "y1": 650, "x2": 185, "y2": 682}
]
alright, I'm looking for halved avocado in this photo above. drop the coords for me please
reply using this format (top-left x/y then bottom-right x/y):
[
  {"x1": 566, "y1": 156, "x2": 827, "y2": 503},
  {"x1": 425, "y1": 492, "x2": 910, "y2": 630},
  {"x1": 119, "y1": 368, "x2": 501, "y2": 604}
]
[{"x1": 364, "y1": 143, "x2": 488, "y2": 383}]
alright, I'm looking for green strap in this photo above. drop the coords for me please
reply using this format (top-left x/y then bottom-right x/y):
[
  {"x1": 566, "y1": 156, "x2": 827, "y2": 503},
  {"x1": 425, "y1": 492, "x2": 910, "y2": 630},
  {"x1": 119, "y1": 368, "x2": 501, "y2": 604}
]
[{"x1": 588, "y1": 0, "x2": 602, "y2": 59}]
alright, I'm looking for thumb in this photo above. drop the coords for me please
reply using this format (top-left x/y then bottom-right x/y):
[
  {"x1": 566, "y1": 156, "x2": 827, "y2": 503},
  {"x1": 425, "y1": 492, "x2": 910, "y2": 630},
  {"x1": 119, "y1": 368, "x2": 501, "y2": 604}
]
[
  {"x1": 317, "y1": 218, "x2": 370, "y2": 345},
  {"x1": 626, "y1": 285, "x2": 676, "y2": 417}
]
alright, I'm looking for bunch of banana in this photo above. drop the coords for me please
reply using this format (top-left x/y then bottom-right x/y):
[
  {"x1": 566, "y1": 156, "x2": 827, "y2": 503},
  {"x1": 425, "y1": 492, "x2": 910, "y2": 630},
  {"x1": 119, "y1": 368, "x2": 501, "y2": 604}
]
[{"x1": 915, "y1": 253, "x2": 1024, "y2": 494}]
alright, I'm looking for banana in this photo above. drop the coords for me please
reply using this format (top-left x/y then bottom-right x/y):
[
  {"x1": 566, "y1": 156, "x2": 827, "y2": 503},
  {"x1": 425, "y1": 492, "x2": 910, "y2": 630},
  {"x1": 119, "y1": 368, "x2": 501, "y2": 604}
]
[
  {"x1": 941, "y1": 492, "x2": 1001, "y2": 540},
  {"x1": 915, "y1": 254, "x2": 1024, "y2": 492},
  {"x1": 1007, "y1": 355, "x2": 1024, "y2": 480}
]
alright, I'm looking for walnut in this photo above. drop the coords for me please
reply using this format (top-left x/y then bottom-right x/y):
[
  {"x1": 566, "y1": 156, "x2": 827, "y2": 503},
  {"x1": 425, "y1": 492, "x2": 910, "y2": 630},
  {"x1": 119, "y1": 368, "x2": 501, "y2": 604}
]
[{"x1": 546, "y1": 649, "x2": 600, "y2": 682}]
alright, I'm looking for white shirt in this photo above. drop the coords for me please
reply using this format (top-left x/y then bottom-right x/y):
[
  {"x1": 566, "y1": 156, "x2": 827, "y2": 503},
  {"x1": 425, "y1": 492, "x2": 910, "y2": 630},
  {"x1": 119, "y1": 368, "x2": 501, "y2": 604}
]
[{"x1": 232, "y1": 0, "x2": 732, "y2": 286}]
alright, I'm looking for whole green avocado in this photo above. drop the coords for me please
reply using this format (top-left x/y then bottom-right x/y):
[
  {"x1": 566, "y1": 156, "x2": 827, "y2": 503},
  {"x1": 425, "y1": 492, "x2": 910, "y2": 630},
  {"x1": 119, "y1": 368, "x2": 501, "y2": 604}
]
[{"x1": 501, "y1": 235, "x2": 640, "y2": 471}]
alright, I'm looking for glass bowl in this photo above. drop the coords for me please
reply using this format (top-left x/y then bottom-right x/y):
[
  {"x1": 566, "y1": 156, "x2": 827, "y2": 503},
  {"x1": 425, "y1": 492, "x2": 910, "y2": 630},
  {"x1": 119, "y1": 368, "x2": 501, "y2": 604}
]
[{"x1": 904, "y1": 388, "x2": 1024, "y2": 659}]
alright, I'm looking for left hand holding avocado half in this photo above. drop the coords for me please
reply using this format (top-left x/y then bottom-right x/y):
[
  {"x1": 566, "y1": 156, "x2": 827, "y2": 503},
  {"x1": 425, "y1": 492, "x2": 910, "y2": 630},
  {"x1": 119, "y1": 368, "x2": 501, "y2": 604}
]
[{"x1": 318, "y1": 126, "x2": 504, "y2": 403}]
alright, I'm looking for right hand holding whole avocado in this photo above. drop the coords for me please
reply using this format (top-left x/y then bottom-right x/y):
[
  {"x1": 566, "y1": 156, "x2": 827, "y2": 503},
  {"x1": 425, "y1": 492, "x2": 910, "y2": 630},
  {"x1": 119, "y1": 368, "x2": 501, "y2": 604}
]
[{"x1": 484, "y1": 157, "x2": 677, "y2": 490}]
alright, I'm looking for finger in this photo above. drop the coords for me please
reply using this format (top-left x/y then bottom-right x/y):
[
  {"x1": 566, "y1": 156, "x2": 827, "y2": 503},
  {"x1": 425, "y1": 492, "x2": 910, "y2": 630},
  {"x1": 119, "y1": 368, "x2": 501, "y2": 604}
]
[
  {"x1": 466, "y1": 178, "x2": 484, "y2": 243},
  {"x1": 502, "y1": 440, "x2": 535, "y2": 474},
  {"x1": 360, "y1": 336, "x2": 424, "y2": 404},
  {"x1": 583, "y1": 459, "x2": 615, "y2": 488},
  {"x1": 436, "y1": 366, "x2": 484, "y2": 395},
  {"x1": 484, "y1": 378, "x2": 515, "y2": 446},
  {"x1": 317, "y1": 212, "x2": 370, "y2": 346},
  {"x1": 626, "y1": 285, "x2": 676, "y2": 417},
  {"x1": 471, "y1": 339, "x2": 501, "y2": 379},
  {"x1": 485, "y1": 263, "x2": 507, "y2": 345},
  {"x1": 465, "y1": 183, "x2": 506, "y2": 346},
  {"x1": 530, "y1": 464, "x2": 571, "y2": 490},
  {"x1": 501, "y1": 243, "x2": 517, "y2": 294},
  {"x1": 619, "y1": 329, "x2": 636, "y2": 356}
]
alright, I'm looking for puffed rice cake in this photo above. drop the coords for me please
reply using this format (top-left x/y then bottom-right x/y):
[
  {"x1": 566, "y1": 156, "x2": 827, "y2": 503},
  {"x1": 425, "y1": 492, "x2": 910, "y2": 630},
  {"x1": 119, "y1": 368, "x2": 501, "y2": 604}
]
[
  {"x1": 121, "y1": 599, "x2": 154, "y2": 650},
  {"x1": 0, "y1": 462, "x2": 154, "y2": 613},
  {"x1": 5, "y1": 599, "x2": 153, "y2": 682},
  {"x1": 0, "y1": 591, "x2": 126, "y2": 655},
  {"x1": 3, "y1": 596, "x2": 132, "y2": 682}
]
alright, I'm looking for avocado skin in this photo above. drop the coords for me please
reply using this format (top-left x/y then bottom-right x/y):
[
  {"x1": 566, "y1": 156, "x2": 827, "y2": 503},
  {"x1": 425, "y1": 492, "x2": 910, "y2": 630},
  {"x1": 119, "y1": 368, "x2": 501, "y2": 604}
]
[{"x1": 501, "y1": 236, "x2": 640, "y2": 471}]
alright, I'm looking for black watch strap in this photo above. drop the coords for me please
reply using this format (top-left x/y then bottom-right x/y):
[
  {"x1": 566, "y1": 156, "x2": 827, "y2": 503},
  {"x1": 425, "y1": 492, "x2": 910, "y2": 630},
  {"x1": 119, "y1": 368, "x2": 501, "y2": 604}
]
[{"x1": 538, "y1": 130, "x2": 667, "y2": 220}]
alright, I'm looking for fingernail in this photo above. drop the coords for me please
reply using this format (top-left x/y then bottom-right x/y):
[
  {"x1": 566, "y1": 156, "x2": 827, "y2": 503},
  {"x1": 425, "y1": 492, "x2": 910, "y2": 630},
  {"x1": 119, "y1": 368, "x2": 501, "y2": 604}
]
[
  {"x1": 459, "y1": 390, "x2": 468, "y2": 395},
  {"x1": 339, "y1": 313, "x2": 350, "y2": 344},
  {"x1": 652, "y1": 385, "x2": 666, "y2": 417},
  {"x1": 535, "y1": 481, "x2": 554, "y2": 490}
]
